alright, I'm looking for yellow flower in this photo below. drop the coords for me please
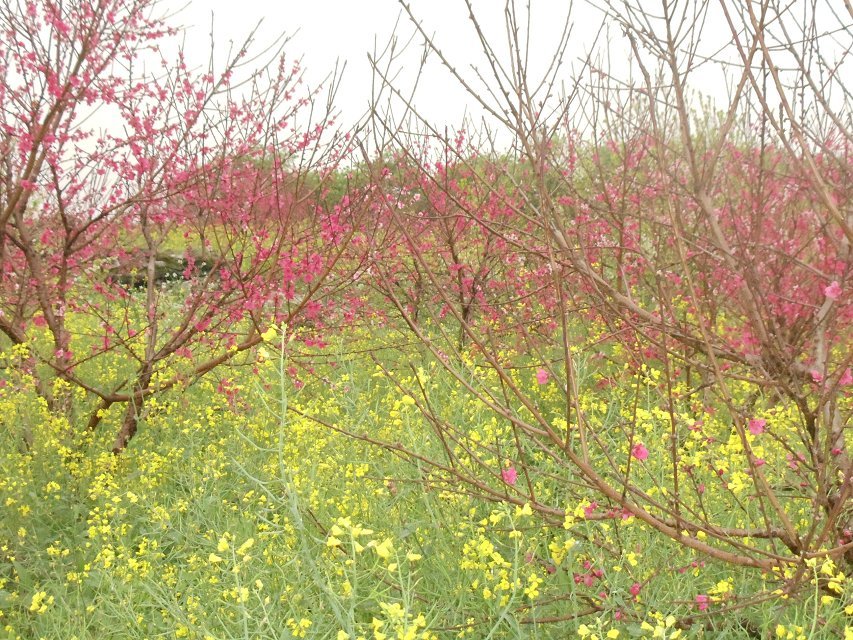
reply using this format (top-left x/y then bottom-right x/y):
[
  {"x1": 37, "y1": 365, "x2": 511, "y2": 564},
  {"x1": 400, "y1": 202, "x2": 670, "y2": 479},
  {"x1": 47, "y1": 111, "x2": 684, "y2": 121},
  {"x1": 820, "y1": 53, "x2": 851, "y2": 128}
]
[
  {"x1": 208, "y1": 553, "x2": 223, "y2": 563},
  {"x1": 236, "y1": 537, "x2": 254, "y2": 556},
  {"x1": 607, "y1": 630, "x2": 619, "y2": 639},
  {"x1": 524, "y1": 573, "x2": 542, "y2": 599},
  {"x1": 373, "y1": 538, "x2": 394, "y2": 560},
  {"x1": 29, "y1": 591, "x2": 54, "y2": 614}
]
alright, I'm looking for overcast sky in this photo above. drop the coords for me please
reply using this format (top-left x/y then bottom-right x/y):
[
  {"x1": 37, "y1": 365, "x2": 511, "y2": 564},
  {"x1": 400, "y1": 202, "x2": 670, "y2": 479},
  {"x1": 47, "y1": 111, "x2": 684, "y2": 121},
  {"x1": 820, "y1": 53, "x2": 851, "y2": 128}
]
[
  {"x1": 164, "y1": 0, "x2": 606, "y2": 134},
  {"x1": 157, "y1": 0, "x2": 850, "y2": 149}
]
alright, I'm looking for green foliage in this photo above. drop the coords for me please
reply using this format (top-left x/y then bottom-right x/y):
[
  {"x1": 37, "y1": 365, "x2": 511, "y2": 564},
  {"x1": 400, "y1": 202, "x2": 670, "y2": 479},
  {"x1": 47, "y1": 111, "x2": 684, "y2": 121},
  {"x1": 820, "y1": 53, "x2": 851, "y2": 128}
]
[{"x1": 0, "y1": 330, "x2": 849, "y2": 639}]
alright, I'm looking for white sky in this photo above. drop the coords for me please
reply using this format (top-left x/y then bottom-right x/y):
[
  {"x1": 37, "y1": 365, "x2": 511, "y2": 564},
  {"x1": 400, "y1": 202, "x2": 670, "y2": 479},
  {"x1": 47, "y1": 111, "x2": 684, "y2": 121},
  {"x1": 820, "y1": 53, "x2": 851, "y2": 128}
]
[
  {"x1": 157, "y1": 1, "x2": 850, "y2": 146},
  {"x1": 165, "y1": 0, "x2": 605, "y2": 133}
]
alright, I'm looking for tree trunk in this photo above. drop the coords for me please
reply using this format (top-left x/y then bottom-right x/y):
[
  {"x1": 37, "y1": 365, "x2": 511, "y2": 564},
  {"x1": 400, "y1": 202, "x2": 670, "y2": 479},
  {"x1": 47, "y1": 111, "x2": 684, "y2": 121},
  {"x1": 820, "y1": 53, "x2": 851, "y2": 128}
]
[{"x1": 111, "y1": 369, "x2": 152, "y2": 454}]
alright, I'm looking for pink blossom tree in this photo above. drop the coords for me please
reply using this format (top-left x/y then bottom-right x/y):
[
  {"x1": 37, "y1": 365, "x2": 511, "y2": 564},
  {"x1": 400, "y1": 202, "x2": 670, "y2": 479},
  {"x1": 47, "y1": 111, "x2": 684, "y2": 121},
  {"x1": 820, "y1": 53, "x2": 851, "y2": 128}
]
[
  {"x1": 357, "y1": 0, "x2": 852, "y2": 617},
  {"x1": 0, "y1": 0, "x2": 360, "y2": 452}
]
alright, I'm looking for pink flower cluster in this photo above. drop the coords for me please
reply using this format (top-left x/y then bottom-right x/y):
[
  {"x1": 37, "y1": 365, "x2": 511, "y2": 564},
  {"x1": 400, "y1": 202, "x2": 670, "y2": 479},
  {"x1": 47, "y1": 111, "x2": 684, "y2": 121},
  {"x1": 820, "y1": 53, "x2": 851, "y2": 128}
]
[
  {"x1": 501, "y1": 467, "x2": 518, "y2": 486},
  {"x1": 631, "y1": 443, "x2": 649, "y2": 461}
]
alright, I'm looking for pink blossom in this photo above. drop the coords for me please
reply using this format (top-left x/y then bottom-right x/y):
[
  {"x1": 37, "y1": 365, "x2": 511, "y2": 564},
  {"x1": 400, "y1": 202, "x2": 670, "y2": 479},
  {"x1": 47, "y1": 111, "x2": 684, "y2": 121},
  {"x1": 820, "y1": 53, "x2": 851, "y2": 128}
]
[
  {"x1": 839, "y1": 368, "x2": 852, "y2": 387},
  {"x1": 501, "y1": 467, "x2": 518, "y2": 486},
  {"x1": 786, "y1": 453, "x2": 804, "y2": 470},
  {"x1": 747, "y1": 418, "x2": 766, "y2": 435},
  {"x1": 629, "y1": 582, "x2": 642, "y2": 597},
  {"x1": 824, "y1": 281, "x2": 842, "y2": 300},
  {"x1": 695, "y1": 594, "x2": 710, "y2": 611},
  {"x1": 631, "y1": 443, "x2": 649, "y2": 461},
  {"x1": 536, "y1": 368, "x2": 550, "y2": 385}
]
